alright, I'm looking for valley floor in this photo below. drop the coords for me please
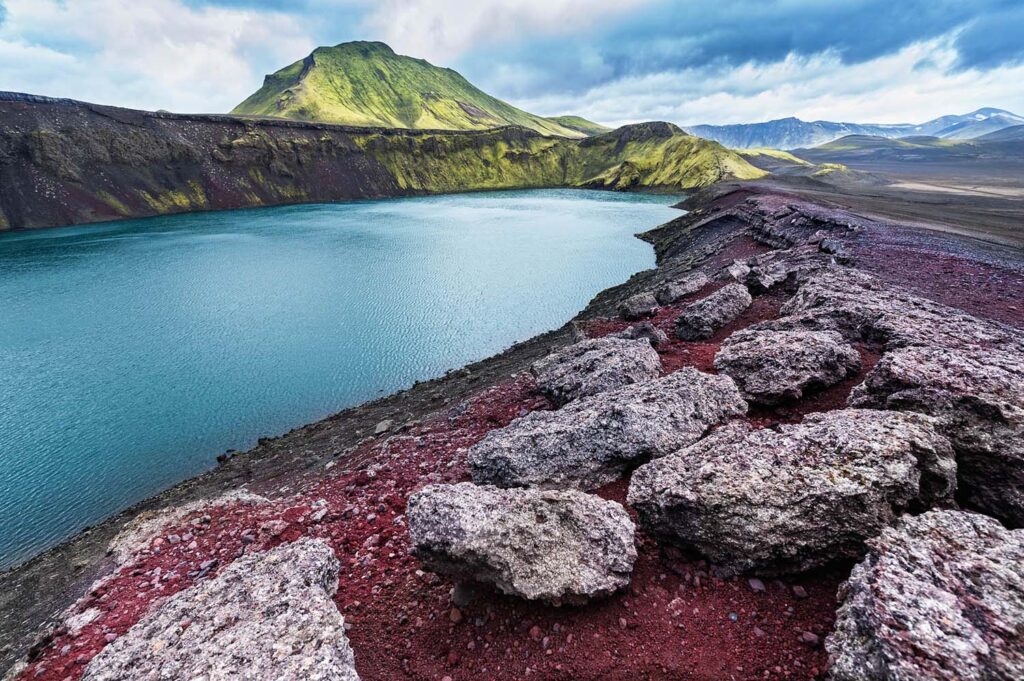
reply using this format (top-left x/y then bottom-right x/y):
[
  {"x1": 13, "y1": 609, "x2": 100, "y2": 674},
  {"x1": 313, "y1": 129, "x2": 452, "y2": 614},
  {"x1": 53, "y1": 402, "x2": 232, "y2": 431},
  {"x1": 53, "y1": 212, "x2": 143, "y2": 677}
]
[{"x1": 2, "y1": 183, "x2": 1023, "y2": 680}]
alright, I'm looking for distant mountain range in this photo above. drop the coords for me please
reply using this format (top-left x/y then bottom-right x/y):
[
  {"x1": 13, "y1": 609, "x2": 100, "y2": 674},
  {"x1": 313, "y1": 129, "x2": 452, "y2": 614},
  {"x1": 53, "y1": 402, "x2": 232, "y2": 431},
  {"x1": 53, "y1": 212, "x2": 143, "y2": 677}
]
[
  {"x1": 232, "y1": 41, "x2": 604, "y2": 138},
  {"x1": 689, "y1": 108, "x2": 1024, "y2": 149}
]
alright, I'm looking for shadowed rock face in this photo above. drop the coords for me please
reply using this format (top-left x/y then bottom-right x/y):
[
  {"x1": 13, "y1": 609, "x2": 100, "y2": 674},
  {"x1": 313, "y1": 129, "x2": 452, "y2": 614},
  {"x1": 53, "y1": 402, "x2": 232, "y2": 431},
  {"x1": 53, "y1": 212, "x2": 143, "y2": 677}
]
[
  {"x1": 531, "y1": 336, "x2": 662, "y2": 406},
  {"x1": 827, "y1": 510, "x2": 1024, "y2": 681},
  {"x1": 627, "y1": 410, "x2": 956, "y2": 576},
  {"x1": 714, "y1": 328, "x2": 861, "y2": 405},
  {"x1": 851, "y1": 345, "x2": 1024, "y2": 527},
  {"x1": 675, "y1": 283, "x2": 752, "y2": 340},
  {"x1": 82, "y1": 538, "x2": 359, "y2": 681},
  {"x1": 468, "y1": 368, "x2": 747, "y2": 490},
  {"x1": 727, "y1": 247, "x2": 834, "y2": 293},
  {"x1": 407, "y1": 483, "x2": 636, "y2": 605}
]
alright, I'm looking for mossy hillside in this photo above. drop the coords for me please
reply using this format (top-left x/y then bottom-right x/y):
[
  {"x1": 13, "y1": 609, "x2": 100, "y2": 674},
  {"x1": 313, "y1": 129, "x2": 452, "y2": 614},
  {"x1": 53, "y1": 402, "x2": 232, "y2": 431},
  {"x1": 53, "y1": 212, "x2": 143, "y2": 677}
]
[
  {"x1": 545, "y1": 115, "x2": 612, "y2": 136},
  {"x1": 1, "y1": 95, "x2": 767, "y2": 229},
  {"x1": 232, "y1": 42, "x2": 584, "y2": 138},
  {"x1": 738, "y1": 148, "x2": 813, "y2": 165},
  {"x1": 572, "y1": 124, "x2": 767, "y2": 190},
  {"x1": 352, "y1": 122, "x2": 766, "y2": 193},
  {"x1": 352, "y1": 128, "x2": 568, "y2": 192},
  {"x1": 810, "y1": 135, "x2": 969, "y2": 153}
]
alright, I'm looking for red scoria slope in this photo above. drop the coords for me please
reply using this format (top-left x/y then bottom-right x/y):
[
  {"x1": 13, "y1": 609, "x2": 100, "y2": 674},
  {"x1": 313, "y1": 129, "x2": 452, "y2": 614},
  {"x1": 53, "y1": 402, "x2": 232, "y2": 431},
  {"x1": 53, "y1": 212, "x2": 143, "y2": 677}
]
[
  {"x1": 16, "y1": 187, "x2": 1024, "y2": 681},
  {"x1": 22, "y1": 306, "x2": 842, "y2": 681}
]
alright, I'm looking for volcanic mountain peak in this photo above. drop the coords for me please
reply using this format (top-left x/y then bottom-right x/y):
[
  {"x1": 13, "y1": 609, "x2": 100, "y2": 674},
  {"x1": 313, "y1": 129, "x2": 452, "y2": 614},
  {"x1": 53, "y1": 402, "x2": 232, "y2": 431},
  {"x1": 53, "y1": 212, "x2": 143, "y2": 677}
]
[{"x1": 231, "y1": 41, "x2": 588, "y2": 138}]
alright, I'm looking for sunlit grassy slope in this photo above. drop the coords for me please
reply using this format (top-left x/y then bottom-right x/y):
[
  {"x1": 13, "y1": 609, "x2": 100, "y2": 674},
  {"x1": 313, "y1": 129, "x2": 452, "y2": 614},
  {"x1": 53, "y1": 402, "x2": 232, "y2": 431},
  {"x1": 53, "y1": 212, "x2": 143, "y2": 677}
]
[
  {"x1": 232, "y1": 42, "x2": 585, "y2": 138},
  {"x1": 351, "y1": 122, "x2": 766, "y2": 193},
  {"x1": 544, "y1": 115, "x2": 612, "y2": 136}
]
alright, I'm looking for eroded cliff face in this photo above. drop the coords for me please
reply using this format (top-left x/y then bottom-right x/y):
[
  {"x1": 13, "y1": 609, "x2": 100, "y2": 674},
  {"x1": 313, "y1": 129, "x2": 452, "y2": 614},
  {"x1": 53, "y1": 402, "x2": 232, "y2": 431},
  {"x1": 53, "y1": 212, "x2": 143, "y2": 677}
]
[{"x1": 0, "y1": 94, "x2": 764, "y2": 231}]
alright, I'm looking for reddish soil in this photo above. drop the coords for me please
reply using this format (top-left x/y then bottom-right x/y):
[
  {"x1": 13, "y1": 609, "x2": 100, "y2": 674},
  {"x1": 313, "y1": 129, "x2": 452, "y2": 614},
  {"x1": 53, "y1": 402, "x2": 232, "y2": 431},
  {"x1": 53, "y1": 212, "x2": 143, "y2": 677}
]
[
  {"x1": 851, "y1": 243, "x2": 1024, "y2": 328},
  {"x1": 21, "y1": 283, "x2": 850, "y2": 681}
]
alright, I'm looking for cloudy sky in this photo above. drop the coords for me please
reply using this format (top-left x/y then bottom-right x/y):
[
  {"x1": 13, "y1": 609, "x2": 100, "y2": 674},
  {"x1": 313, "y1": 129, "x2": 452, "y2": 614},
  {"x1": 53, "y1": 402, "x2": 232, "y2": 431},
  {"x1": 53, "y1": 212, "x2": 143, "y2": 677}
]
[{"x1": 1, "y1": 0, "x2": 1023, "y2": 127}]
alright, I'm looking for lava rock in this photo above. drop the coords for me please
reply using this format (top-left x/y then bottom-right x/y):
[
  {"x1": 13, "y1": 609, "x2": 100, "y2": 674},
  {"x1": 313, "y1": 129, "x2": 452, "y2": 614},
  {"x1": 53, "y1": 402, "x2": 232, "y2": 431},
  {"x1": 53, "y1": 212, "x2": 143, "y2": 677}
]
[
  {"x1": 407, "y1": 483, "x2": 636, "y2": 605},
  {"x1": 727, "y1": 248, "x2": 833, "y2": 293},
  {"x1": 531, "y1": 337, "x2": 661, "y2": 406},
  {"x1": 828, "y1": 510, "x2": 1024, "y2": 680},
  {"x1": 850, "y1": 344, "x2": 1024, "y2": 527},
  {"x1": 82, "y1": 538, "x2": 359, "y2": 680},
  {"x1": 611, "y1": 322, "x2": 670, "y2": 349},
  {"x1": 764, "y1": 266, "x2": 1022, "y2": 353},
  {"x1": 469, "y1": 368, "x2": 746, "y2": 490},
  {"x1": 628, "y1": 409, "x2": 956, "y2": 575},
  {"x1": 714, "y1": 328, "x2": 861, "y2": 405},
  {"x1": 675, "y1": 283, "x2": 752, "y2": 341},
  {"x1": 655, "y1": 272, "x2": 710, "y2": 305},
  {"x1": 617, "y1": 292, "x2": 659, "y2": 320}
]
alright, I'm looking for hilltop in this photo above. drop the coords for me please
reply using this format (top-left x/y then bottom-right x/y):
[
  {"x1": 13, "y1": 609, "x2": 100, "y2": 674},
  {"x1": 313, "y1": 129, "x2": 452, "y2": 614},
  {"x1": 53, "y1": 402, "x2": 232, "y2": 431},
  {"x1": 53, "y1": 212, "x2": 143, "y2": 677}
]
[{"x1": 231, "y1": 41, "x2": 588, "y2": 138}]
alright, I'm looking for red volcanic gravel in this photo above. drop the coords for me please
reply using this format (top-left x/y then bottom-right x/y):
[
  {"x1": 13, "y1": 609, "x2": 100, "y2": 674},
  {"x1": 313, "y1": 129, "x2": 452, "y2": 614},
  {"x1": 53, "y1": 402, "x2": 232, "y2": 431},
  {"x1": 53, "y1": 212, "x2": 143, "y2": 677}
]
[
  {"x1": 22, "y1": 287, "x2": 845, "y2": 681},
  {"x1": 850, "y1": 239, "x2": 1024, "y2": 328}
]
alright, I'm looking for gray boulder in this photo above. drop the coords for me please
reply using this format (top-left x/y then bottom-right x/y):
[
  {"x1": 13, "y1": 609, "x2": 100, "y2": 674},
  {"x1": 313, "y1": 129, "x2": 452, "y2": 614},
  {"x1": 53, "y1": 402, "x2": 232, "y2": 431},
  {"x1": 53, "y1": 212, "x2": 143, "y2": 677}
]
[
  {"x1": 714, "y1": 328, "x2": 861, "y2": 405},
  {"x1": 83, "y1": 538, "x2": 359, "y2": 681},
  {"x1": 828, "y1": 510, "x2": 1024, "y2": 680},
  {"x1": 617, "y1": 292, "x2": 659, "y2": 320},
  {"x1": 850, "y1": 344, "x2": 1024, "y2": 527},
  {"x1": 655, "y1": 272, "x2": 710, "y2": 305},
  {"x1": 675, "y1": 283, "x2": 752, "y2": 341},
  {"x1": 469, "y1": 368, "x2": 746, "y2": 490},
  {"x1": 765, "y1": 266, "x2": 1021, "y2": 353},
  {"x1": 628, "y1": 409, "x2": 956, "y2": 575},
  {"x1": 407, "y1": 483, "x2": 636, "y2": 605},
  {"x1": 531, "y1": 337, "x2": 661, "y2": 406},
  {"x1": 612, "y1": 321, "x2": 670, "y2": 349}
]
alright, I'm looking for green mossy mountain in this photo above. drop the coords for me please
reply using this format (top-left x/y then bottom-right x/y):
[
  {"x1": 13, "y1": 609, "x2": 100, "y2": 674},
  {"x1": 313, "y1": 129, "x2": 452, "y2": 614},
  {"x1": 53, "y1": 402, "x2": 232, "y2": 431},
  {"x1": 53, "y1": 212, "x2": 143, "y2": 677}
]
[
  {"x1": 0, "y1": 94, "x2": 765, "y2": 230},
  {"x1": 232, "y1": 41, "x2": 586, "y2": 138}
]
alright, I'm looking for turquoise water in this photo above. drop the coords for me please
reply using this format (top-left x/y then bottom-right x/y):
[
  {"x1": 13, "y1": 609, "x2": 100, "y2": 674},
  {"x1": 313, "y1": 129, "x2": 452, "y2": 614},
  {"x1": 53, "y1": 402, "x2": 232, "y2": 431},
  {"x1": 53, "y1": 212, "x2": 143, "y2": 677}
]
[{"x1": 0, "y1": 189, "x2": 680, "y2": 569}]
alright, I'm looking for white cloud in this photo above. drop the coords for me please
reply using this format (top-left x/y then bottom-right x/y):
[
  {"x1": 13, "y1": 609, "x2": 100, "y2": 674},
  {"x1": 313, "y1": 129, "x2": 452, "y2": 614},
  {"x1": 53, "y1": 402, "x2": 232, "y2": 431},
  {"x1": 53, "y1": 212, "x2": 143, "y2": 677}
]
[
  {"x1": 513, "y1": 36, "x2": 1024, "y2": 127},
  {"x1": 362, "y1": 0, "x2": 651, "y2": 63},
  {"x1": 0, "y1": 0, "x2": 315, "y2": 112}
]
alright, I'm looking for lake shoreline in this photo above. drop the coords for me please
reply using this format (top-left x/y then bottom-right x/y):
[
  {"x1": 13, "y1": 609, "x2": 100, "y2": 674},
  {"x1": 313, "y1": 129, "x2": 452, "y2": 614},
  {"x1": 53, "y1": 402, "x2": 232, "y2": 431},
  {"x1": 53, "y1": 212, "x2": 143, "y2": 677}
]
[{"x1": 4, "y1": 181, "x2": 1023, "y2": 676}]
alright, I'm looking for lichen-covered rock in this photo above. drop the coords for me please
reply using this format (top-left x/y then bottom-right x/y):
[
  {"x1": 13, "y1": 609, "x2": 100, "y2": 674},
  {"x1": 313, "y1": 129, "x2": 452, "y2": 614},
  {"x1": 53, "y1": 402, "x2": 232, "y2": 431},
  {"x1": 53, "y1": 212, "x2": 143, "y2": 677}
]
[
  {"x1": 714, "y1": 329, "x2": 861, "y2": 405},
  {"x1": 469, "y1": 368, "x2": 746, "y2": 490},
  {"x1": 407, "y1": 483, "x2": 636, "y2": 605},
  {"x1": 617, "y1": 292, "x2": 659, "y2": 320},
  {"x1": 82, "y1": 538, "x2": 359, "y2": 681},
  {"x1": 827, "y1": 510, "x2": 1024, "y2": 680},
  {"x1": 531, "y1": 337, "x2": 661, "y2": 406},
  {"x1": 851, "y1": 344, "x2": 1024, "y2": 527},
  {"x1": 655, "y1": 272, "x2": 710, "y2": 305},
  {"x1": 628, "y1": 410, "x2": 956, "y2": 575},
  {"x1": 612, "y1": 321, "x2": 670, "y2": 349},
  {"x1": 675, "y1": 283, "x2": 752, "y2": 341},
  {"x1": 766, "y1": 267, "x2": 1021, "y2": 352}
]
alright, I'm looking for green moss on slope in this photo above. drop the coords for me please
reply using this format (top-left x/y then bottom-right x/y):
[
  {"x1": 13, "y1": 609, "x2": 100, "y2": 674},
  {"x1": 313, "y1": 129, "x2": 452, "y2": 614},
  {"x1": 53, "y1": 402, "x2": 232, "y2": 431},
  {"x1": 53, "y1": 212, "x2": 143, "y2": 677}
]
[
  {"x1": 544, "y1": 115, "x2": 612, "y2": 136},
  {"x1": 233, "y1": 42, "x2": 584, "y2": 138},
  {"x1": 352, "y1": 122, "x2": 765, "y2": 194}
]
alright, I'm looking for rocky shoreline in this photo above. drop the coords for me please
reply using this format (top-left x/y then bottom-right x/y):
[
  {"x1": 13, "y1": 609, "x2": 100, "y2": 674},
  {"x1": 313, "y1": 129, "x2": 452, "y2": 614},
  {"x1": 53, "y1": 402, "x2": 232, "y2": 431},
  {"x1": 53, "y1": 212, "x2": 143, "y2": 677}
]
[{"x1": 3, "y1": 184, "x2": 1023, "y2": 679}]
